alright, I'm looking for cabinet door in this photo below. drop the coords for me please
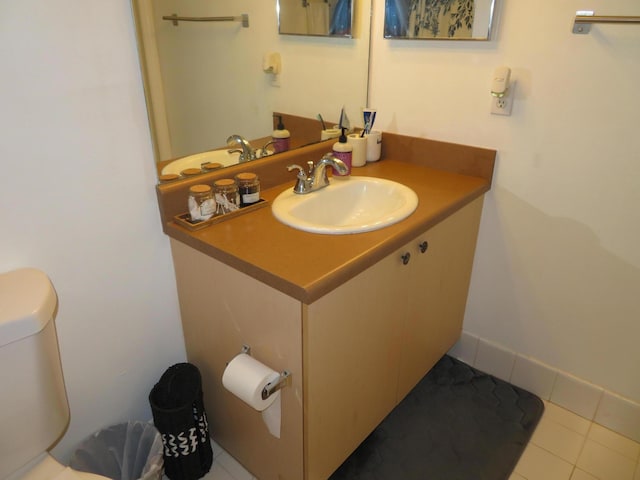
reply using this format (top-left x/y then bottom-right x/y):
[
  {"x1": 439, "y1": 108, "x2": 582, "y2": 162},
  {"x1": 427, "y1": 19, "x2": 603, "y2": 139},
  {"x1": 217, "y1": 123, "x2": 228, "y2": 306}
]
[
  {"x1": 303, "y1": 251, "x2": 406, "y2": 480},
  {"x1": 397, "y1": 197, "x2": 484, "y2": 399}
]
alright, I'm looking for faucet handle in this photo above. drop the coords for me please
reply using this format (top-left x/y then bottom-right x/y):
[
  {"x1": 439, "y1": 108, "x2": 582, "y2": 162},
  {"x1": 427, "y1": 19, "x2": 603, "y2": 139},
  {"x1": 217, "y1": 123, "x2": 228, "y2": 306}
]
[
  {"x1": 287, "y1": 164, "x2": 309, "y2": 194},
  {"x1": 287, "y1": 164, "x2": 306, "y2": 178}
]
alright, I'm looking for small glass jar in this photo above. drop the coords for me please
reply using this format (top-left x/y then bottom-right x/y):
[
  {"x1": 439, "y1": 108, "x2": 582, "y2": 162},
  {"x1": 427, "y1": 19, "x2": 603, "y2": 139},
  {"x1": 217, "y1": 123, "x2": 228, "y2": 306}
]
[
  {"x1": 158, "y1": 173, "x2": 180, "y2": 183},
  {"x1": 235, "y1": 172, "x2": 261, "y2": 207},
  {"x1": 188, "y1": 184, "x2": 215, "y2": 222},
  {"x1": 202, "y1": 162, "x2": 223, "y2": 172},
  {"x1": 181, "y1": 168, "x2": 202, "y2": 177},
  {"x1": 213, "y1": 178, "x2": 240, "y2": 215}
]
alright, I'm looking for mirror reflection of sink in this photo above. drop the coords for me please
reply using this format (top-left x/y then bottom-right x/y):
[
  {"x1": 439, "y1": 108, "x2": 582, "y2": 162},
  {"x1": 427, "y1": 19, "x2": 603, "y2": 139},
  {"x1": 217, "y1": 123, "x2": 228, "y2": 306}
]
[
  {"x1": 161, "y1": 150, "x2": 241, "y2": 176},
  {"x1": 160, "y1": 148, "x2": 275, "y2": 176},
  {"x1": 272, "y1": 176, "x2": 418, "y2": 234}
]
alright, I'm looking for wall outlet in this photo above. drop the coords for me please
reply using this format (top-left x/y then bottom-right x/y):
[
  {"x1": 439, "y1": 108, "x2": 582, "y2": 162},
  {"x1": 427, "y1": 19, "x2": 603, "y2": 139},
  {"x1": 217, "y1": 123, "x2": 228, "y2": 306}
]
[{"x1": 491, "y1": 83, "x2": 515, "y2": 116}]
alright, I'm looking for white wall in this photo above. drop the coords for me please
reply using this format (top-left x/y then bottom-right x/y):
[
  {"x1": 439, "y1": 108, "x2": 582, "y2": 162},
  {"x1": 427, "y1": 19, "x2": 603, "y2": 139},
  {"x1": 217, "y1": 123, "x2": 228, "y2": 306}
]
[
  {"x1": 0, "y1": 1, "x2": 186, "y2": 462},
  {"x1": 369, "y1": 0, "x2": 640, "y2": 402}
]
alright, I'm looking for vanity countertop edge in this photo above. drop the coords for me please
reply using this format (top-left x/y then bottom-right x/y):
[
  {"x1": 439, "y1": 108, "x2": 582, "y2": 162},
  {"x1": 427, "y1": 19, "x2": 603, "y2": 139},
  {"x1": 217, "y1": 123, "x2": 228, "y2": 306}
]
[{"x1": 157, "y1": 133, "x2": 496, "y2": 304}]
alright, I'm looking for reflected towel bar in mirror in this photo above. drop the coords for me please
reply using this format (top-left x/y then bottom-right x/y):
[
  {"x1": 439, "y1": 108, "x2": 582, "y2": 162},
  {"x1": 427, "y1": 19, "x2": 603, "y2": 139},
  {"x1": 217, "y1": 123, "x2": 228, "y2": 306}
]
[
  {"x1": 163, "y1": 13, "x2": 249, "y2": 28},
  {"x1": 573, "y1": 11, "x2": 640, "y2": 34}
]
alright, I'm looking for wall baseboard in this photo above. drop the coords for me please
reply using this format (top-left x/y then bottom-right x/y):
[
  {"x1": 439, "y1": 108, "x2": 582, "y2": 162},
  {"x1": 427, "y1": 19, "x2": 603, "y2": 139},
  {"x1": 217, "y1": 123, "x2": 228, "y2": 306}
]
[{"x1": 448, "y1": 331, "x2": 640, "y2": 443}]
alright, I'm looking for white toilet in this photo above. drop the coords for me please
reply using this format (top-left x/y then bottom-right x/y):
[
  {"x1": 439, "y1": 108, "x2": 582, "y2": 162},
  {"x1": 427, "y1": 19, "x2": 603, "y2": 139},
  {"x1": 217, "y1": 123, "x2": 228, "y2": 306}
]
[{"x1": 0, "y1": 268, "x2": 109, "y2": 480}]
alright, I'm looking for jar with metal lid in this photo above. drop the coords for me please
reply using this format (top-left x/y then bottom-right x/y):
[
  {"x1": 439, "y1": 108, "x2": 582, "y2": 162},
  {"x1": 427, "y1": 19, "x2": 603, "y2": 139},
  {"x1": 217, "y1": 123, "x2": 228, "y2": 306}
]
[
  {"x1": 188, "y1": 184, "x2": 215, "y2": 222},
  {"x1": 213, "y1": 178, "x2": 240, "y2": 215},
  {"x1": 235, "y1": 172, "x2": 261, "y2": 207}
]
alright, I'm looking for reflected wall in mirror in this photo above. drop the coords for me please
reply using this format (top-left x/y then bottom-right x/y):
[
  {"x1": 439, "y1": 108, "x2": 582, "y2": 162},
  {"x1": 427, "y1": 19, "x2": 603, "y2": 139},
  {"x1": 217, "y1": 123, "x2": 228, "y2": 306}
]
[
  {"x1": 384, "y1": 0, "x2": 497, "y2": 40},
  {"x1": 278, "y1": 0, "x2": 354, "y2": 37},
  {"x1": 132, "y1": 0, "x2": 371, "y2": 181}
]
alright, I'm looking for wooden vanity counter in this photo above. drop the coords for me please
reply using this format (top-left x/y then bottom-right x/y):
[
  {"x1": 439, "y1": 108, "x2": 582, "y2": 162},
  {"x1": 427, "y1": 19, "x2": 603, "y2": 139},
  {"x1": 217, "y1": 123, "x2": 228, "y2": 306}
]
[
  {"x1": 156, "y1": 132, "x2": 496, "y2": 480},
  {"x1": 157, "y1": 133, "x2": 496, "y2": 304}
]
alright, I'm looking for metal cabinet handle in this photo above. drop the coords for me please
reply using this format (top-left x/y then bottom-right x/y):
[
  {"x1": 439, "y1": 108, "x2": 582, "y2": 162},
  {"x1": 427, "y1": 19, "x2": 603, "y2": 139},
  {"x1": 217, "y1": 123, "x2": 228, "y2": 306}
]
[
  {"x1": 419, "y1": 241, "x2": 429, "y2": 253},
  {"x1": 401, "y1": 252, "x2": 411, "y2": 265}
]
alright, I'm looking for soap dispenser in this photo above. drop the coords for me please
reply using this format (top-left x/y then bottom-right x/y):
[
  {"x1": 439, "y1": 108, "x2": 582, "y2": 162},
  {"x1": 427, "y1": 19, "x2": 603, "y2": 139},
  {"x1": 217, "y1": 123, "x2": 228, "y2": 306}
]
[
  {"x1": 331, "y1": 127, "x2": 352, "y2": 177},
  {"x1": 272, "y1": 115, "x2": 290, "y2": 153}
]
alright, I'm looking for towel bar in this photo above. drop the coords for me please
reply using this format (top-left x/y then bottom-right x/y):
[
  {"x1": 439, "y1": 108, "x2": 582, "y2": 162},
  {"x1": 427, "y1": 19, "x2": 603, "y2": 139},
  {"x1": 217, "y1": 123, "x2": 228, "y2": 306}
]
[
  {"x1": 163, "y1": 13, "x2": 249, "y2": 28},
  {"x1": 573, "y1": 11, "x2": 640, "y2": 34}
]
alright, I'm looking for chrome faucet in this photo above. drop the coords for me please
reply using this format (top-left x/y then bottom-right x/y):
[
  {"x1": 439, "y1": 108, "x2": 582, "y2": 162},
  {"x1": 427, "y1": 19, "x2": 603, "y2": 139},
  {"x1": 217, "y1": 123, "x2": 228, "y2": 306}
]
[
  {"x1": 287, "y1": 153, "x2": 348, "y2": 194},
  {"x1": 227, "y1": 134, "x2": 257, "y2": 162}
]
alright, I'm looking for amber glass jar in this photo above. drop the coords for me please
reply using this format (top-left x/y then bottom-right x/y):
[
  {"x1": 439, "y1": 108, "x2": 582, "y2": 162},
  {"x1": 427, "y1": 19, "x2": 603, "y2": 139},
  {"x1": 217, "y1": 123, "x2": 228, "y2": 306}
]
[{"x1": 235, "y1": 172, "x2": 261, "y2": 207}]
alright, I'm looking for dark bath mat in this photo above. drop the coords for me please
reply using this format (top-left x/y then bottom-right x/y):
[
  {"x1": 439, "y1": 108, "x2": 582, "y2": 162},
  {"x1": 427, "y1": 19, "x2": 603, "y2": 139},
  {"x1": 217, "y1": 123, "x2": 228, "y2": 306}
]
[{"x1": 330, "y1": 355, "x2": 544, "y2": 480}]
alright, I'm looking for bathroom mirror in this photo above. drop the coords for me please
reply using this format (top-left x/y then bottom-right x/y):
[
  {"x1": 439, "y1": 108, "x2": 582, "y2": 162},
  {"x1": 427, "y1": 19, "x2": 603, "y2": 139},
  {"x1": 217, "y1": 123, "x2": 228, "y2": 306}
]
[
  {"x1": 132, "y1": 0, "x2": 370, "y2": 180},
  {"x1": 384, "y1": 0, "x2": 497, "y2": 40},
  {"x1": 278, "y1": 0, "x2": 354, "y2": 37}
]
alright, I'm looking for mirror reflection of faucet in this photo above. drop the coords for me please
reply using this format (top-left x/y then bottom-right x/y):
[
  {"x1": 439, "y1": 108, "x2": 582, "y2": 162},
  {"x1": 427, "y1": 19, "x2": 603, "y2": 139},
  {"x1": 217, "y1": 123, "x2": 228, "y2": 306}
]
[
  {"x1": 226, "y1": 134, "x2": 274, "y2": 162},
  {"x1": 226, "y1": 134, "x2": 257, "y2": 162},
  {"x1": 260, "y1": 140, "x2": 275, "y2": 154}
]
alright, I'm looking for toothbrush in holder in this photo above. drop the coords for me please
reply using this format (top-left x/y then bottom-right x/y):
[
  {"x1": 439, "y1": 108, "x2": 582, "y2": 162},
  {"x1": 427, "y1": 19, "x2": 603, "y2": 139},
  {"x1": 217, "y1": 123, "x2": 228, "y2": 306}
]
[
  {"x1": 360, "y1": 119, "x2": 371, "y2": 137},
  {"x1": 362, "y1": 108, "x2": 376, "y2": 135},
  {"x1": 317, "y1": 113, "x2": 326, "y2": 131}
]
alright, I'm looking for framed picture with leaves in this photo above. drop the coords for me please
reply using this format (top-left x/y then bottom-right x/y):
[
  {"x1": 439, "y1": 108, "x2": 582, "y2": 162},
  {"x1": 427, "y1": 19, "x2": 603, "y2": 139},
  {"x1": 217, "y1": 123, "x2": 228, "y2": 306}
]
[{"x1": 384, "y1": 0, "x2": 498, "y2": 40}]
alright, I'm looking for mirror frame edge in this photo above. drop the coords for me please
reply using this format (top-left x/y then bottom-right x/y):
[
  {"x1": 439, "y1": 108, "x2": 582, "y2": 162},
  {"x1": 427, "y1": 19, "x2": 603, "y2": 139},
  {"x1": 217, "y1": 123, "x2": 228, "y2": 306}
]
[
  {"x1": 277, "y1": 0, "x2": 356, "y2": 38},
  {"x1": 131, "y1": 0, "x2": 169, "y2": 164}
]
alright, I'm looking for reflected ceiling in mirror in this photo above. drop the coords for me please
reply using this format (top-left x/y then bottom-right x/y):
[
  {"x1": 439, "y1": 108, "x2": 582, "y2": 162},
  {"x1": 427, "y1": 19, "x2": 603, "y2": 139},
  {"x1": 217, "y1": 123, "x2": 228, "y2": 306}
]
[
  {"x1": 384, "y1": 0, "x2": 497, "y2": 40},
  {"x1": 278, "y1": 0, "x2": 354, "y2": 37},
  {"x1": 132, "y1": 0, "x2": 370, "y2": 181}
]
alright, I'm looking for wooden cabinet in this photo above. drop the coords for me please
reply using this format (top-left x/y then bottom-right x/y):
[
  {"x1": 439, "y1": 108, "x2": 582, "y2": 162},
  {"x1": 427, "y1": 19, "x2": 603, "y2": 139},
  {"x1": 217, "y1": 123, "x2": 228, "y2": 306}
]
[
  {"x1": 170, "y1": 196, "x2": 483, "y2": 480},
  {"x1": 303, "y1": 197, "x2": 483, "y2": 479},
  {"x1": 303, "y1": 251, "x2": 406, "y2": 480},
  {"x1": 398, "y1": 196, "x2": 483, "y2": 399},
  {"x1": 170, "y1": 240, "x2": 305, "y2": 480}
]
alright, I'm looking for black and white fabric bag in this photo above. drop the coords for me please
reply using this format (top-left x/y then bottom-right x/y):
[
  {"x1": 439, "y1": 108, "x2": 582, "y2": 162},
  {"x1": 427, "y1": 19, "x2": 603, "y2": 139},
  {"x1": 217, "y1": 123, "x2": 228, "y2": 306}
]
[{"x1": 149, "y1": 363, "x2": 213, "y2": 480}]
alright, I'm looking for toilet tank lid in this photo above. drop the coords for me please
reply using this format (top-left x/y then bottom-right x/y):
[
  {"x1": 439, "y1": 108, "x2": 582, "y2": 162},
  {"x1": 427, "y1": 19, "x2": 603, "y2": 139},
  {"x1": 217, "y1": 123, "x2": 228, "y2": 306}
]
[{"x1": 0, "y1": 268, "x2": 58, "y2": 347}]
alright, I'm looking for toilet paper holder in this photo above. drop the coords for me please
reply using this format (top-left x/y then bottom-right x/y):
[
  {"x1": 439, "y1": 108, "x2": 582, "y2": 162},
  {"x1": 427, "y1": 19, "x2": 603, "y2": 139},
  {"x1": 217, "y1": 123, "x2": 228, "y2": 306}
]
[
  {"x1": 262, "y1": 370, "x2": 291, "y2": 400},
  {"x1": 240, "y1": 345, "x2": 291, "y2": 400}
]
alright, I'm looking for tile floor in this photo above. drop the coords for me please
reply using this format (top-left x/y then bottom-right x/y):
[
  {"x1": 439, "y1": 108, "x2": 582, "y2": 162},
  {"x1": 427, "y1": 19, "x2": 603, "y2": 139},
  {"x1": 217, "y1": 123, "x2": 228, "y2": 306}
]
[
  {"x1": 511, "y1": 401, "x2": 640, "y2": 480},
  {"x1": 201, "y1": 401, "x2": 640, "y2": 480}
]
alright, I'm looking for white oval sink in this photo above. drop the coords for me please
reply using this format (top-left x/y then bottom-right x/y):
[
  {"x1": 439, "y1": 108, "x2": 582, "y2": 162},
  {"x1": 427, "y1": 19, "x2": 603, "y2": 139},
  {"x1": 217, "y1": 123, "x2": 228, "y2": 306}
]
[
  {"x1": 161, "y1": 150, "x2": 241, "y2": 176},
  {"x1": 272, "y1": 176, "x2": 418, "y2": 234}
]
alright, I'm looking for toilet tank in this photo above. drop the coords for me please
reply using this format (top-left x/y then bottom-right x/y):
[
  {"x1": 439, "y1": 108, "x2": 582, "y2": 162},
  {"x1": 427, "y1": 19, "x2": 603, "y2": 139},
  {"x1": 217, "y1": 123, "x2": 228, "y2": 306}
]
[{"x1": 0, "y1": 268, "x2": 70, "y2": 479}]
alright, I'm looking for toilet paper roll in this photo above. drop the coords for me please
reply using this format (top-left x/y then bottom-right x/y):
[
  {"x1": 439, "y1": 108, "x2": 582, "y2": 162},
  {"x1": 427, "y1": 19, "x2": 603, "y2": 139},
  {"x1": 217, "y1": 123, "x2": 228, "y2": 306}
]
[
  {"x1": 262, "y1": 394, "x2": 281, "y2": 438},
  {"x1": 222, "y1": 353, "x2": 281, "y2": 412}
]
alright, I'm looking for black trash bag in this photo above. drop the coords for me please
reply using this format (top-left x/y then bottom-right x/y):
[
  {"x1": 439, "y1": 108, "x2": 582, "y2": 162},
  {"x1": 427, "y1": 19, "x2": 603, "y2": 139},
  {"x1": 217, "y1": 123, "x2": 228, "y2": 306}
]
[
  {"x1": 149, "y1": 363, "x2": 213, "y2": 480},
  {"x1": 69, "y1": 421, "x2": 163, "y2": 480}
]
